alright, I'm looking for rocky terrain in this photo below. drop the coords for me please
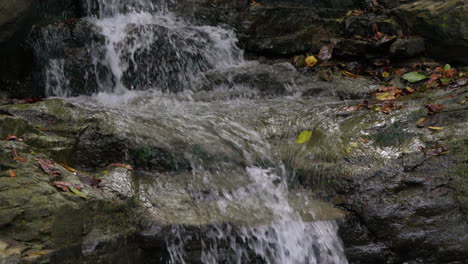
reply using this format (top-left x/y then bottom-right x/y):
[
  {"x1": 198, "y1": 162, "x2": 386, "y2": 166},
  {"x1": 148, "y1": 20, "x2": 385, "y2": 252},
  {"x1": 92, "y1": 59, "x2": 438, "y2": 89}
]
[{"x1": 0, "y1": 0, "x2": 467, "y2": 263}]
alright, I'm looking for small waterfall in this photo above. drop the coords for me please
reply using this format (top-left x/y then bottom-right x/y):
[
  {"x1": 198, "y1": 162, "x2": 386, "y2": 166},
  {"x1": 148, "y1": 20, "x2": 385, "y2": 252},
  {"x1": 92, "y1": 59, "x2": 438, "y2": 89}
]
[
  {"x1": 37, "y1": 0, "x2": 349, "y2": 263},
  {"x1": 38, "y1": 0, "x2": 243, "y2": 96}
]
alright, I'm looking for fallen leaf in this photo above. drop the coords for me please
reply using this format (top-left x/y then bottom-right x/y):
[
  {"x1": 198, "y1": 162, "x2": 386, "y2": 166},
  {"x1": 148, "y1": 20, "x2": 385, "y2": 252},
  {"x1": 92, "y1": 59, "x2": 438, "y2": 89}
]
[
  {"x1": 28, "y1": 251, "x2": 46, "y2": 256},
  {"x1": 416, "y1": 117, "x2": 426, "y2": 127},
  {"x1": 54, "y1": 182, "x2": 70, "y2": 192},
  {"x1": 444, "y1": 68, "x2": 457, "y2": 78},
  {"x1": 380, "y1": 102, "x2": 395, "y2": 113},
  {"x1": 350, "y1": 9, "x2": 366, "y2": 16},
  {"x1": 428, "y1": 126, "x2": 445, "y2": 130},
  {"x1": 9, "y1": 169, "x2": 17, "y2": 177},
  {"x1": 54, "y1": 181, "x2": 82, "y2": 192},
  {"x1": 109, "y1": 163, "x2": 134, "y2": 170},
  {"x1": 250, "y1": 0, "x2": 264, "y2": 7},
  {"x1": 427, "y1": 73, "x2": 441, "y2": 85},
  {"x1": 70, "y1": 186, "x2": 87, "y2": 199},
  {"x1": 305, "y1": 55, "x2": 318, "y2": 67},
  {"x1": 345, "y1": 142, "x2": 359, "y2": 154},
  {"x1": 460, "y1": 100, "x2": 466, "y2": 105},
  {"x1": 425, "y1": 104, "x2": 445, "y2": 114},
  {"x1": 405, "y1": 86, "x2": 415, "y2": 93},
  {"x1": 425, "y1": 144, "x2": 449, "y2": 156},
  {"x1": 77, "y1": 172, "x2": 102, "y2": 187},
  {"x1": 402, "y1": 71, "x2": 428, "y2": 83},
  {"x1": 59, "y1": 163, "x2": 77, "y2": 173},
  {"x1": 296, "y1": 131, "x2": 313, "y2": 144},
  {"x1": 376, "y1": 92, "x2": 396, "y2": 101},
  {"x1": 6, "y1": 134, "x2": 17, "y2": 141},
  {"x1": 342, "y1": 70, "x2": 358, "y2": 78},
  {"x1": 11, "y1": 148, "x2": 28, "y2": 162},
  {"x1": 36, "y1": 158, "x2": 61, "y2": 178}
]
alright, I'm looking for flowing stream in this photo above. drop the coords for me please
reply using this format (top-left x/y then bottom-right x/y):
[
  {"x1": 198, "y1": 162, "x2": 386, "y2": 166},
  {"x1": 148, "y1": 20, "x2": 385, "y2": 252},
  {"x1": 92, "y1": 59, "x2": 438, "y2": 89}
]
[{"x1": 39, "y1": 0, "x2": 349, "y2": 263}]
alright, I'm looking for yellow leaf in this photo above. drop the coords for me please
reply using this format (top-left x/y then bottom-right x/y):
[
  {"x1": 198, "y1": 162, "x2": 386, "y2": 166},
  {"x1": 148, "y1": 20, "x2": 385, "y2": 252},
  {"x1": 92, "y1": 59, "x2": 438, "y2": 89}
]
[
  {"x1": 69, "y1": 187, "x2": 88, "y2": 199},
  {"x1": 59, "y1": 163, "x2": 77, "y2": 173},
  {"x1": 28, "y1": 251, "x2": 46, "y2": 256},
  {"x1": 346, "y1": 10, "x2": 352, "y2": 16},
  {"x1": 416, "y1": 117, "x2": 426, "y2": 126},
  {"x1": 373, "y1": 105, "x2": 381, "y2": 111},
  {"x1": 405, "y1": 86, "x2": 415, "y2": 93},
  {"x1": 382, "y1": 71, "x2": 390, "y2": 77},
  {"x1": 345, "y1": 142, "x2": 359, "y2": 154},
  {"x1": 376, "y1": 92, "x2": 396, "y2": 101},
  {"x1": 305, "y1": 56, "x2": 318, "y2": 67},
  {"x1": 296, "y1": 131, "x2": 313, "y2": 144},
  {"x1": 428, "y1": 126, "x2": 445, "y2": 130}
]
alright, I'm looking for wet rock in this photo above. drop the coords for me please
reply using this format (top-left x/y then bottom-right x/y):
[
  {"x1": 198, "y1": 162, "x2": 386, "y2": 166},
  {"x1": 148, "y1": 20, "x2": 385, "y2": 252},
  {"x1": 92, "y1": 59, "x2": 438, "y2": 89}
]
[
  {"x1": 0, "y1": 0, "x2": 84, "y2": 98},
  {"x1": 393, "y1": 0, "x2": 468, "y2": 63},
  {"x1": 389, "y1": 38, "x2": 425, "y2": 57}
]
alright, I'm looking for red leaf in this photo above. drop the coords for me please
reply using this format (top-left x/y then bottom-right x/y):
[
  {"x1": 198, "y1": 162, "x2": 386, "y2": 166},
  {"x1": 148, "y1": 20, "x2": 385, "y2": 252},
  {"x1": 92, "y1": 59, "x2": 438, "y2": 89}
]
[
  {"x1": 6, "y1": 134, "x2": 17, "y2": 141},
  {"x1": 24, "y1": 98, "x2": 43, "y2": 103},
  {"x1": 11, "y1": 148, "x2": 28, "y2": 162},
  {"x1": 425, "y1": 104, "x2": 445, "y2": 114},
  {"x1": 36, "y1": 158, "x2": 61, "y2": 178},
  {"x1": 53, "y1": 181, "x2": 82, "y2": 192}
]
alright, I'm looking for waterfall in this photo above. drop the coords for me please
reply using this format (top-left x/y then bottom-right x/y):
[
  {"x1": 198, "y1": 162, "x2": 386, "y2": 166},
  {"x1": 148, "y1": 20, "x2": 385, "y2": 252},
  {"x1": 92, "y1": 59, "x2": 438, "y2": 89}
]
[{"x1": 38, "y1": 0, "x2": 349, "y2": 263}]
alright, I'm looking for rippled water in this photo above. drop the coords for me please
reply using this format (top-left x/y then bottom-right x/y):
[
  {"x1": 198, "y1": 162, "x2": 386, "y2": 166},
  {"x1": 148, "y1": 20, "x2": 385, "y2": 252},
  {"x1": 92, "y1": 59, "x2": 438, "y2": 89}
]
[{"x1": 40, "y1": 0, "x2": 349, "y2": 263}]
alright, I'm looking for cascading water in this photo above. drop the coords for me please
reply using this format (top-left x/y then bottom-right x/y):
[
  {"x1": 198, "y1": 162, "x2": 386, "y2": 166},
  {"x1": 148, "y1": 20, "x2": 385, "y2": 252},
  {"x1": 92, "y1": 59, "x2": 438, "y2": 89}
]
[{"x1": 37, "y1": 0, "x2": 349, "y2": 263}]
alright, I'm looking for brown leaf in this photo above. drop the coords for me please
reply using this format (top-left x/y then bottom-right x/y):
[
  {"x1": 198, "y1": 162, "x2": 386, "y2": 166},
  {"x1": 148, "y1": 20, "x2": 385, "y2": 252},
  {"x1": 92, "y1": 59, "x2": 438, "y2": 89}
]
[
  {"x1": 425, "y1": 104, "x2": 445, "y2": 114},
  {"x1": 318, "y1": 44, "x2": 334, "y2": 61},
  {"x1": 109, "y1": 163, "x2": 134, "y2": 170},
  {"x1": 380, "y1": 102, "x2": 395, "y2": 113},
  {"x1": 427, "y1": 73, "x2": 441, "y2": 85},
  {"x1": 444, "y1": 68, "x2": 457, "y2": 78},
  {"x1": 9, "y1": 169, "x2": 17, "y2": 177},
  {"x1": 342, "y1": 70, "x2": 358, "y2": 78},
  {"x1": 77, "y1": 172, "x2": 102, "y2": 187},
  {"x1": 250, "y1": 0, "x2": 263, "y2": 7},
  {"x1": 36, "y1": 158, "x2": 61, "y2": 178},
  {"x1": 11, "y1": 148, "x2": 28, "y2": 162}
]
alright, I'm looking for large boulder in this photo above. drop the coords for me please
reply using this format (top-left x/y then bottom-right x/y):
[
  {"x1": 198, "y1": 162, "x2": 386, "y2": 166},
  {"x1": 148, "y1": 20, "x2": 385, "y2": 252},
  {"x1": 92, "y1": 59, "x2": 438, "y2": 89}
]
[{"x1": 394, "y1": 0, "x2": 468, "y2": 64}]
